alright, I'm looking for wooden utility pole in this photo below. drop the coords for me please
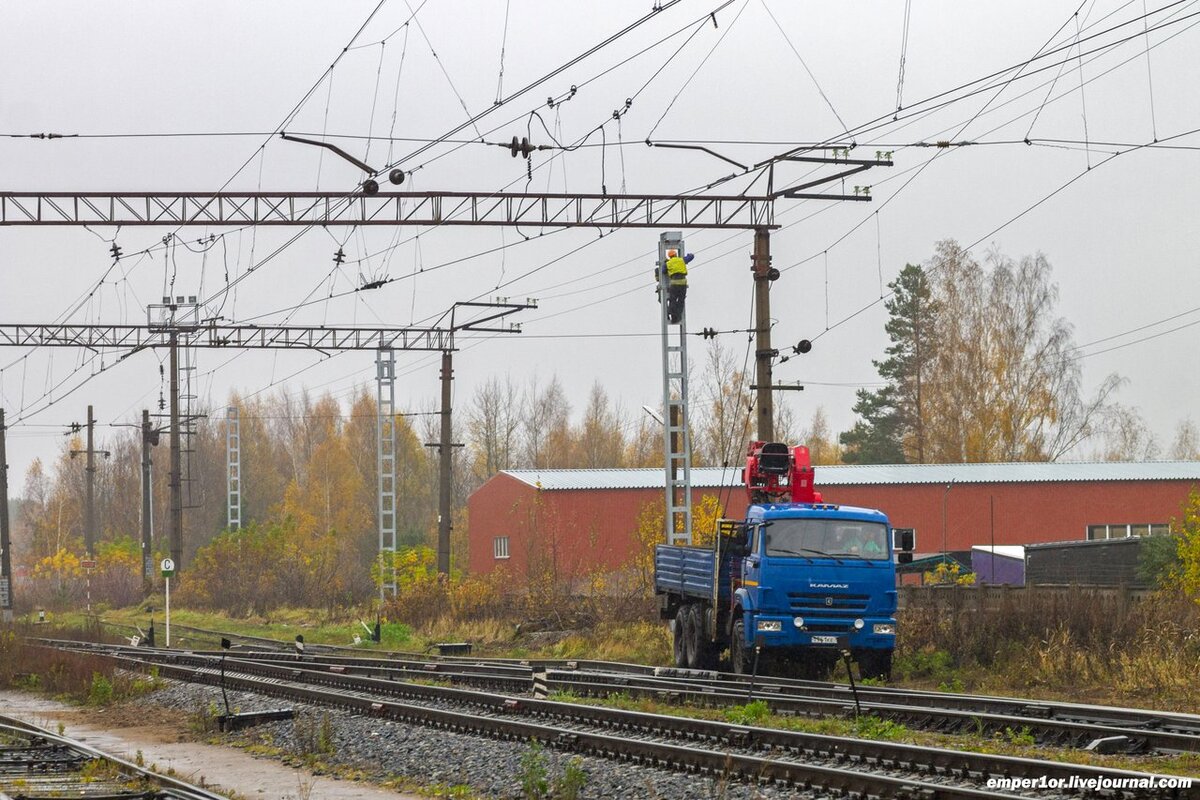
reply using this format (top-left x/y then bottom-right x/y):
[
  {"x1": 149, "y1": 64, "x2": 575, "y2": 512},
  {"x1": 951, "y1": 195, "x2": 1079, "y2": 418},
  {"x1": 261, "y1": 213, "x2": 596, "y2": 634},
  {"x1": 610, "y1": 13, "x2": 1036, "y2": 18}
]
[
  {"x1": 752, "y1": 228, "x2": 775, "y2": 442},
  {"x1": 0, "y1": 409, "x2": 13, "y2": 623}
]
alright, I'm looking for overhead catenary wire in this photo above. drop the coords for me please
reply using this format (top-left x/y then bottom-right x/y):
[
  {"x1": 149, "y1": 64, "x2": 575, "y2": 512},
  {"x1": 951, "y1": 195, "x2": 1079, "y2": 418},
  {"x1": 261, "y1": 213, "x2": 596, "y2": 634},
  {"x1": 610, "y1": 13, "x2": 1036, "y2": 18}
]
[
  {"x1": 494, "y1": 0, "x2": 512, "y2": 105},
  {"x1": 11, "y1": 1, "x2": 1200, "y2": 438},
  {"x1": 757, "y1": 0, "x2": 848, "y2": 133},
  {"x1": 1074, "y1": 9, "x2": 1094, "y2": 169},
  {"x1": 894, "y1": 0, "x2": 914, "y2": 116},
  {"x1": 381, "y1": 0, "x2": 693, "y2": 172},
  {"x1": 768, "y1": 1, "x2": 1200, "y2": 316},
  {"x1": 783, "y1": 123, "x2": 1200, "y2": 362},
  {"x1": 646, "y1": 0, "x2": 752, "y2": 139}
]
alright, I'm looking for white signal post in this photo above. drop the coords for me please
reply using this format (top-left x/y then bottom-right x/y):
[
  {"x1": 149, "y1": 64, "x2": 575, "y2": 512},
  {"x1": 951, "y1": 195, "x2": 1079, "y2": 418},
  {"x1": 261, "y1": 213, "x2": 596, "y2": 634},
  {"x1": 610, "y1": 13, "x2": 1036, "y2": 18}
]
[
  {"x1": 81, "y1": 558, "x2": 96, "y2": 614},
  {"x1": 160, "y1": 558, "x2": 175, "y2": 647}
]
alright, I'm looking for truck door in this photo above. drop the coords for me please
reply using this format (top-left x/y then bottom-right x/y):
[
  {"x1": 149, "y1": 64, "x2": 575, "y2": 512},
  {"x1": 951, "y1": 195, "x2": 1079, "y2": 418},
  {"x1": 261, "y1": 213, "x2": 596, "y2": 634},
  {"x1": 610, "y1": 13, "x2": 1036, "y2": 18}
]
[{"x1": 742, "y1": 522, "x2": 763, "y2": 593}]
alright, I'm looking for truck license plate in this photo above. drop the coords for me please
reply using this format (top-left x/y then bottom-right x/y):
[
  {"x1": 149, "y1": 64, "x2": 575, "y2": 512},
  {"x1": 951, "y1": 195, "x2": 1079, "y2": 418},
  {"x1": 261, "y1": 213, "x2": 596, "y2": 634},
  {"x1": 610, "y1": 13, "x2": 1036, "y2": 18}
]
[{"x1": 811, "y1": 635, "x2": 838, "y2": 644}]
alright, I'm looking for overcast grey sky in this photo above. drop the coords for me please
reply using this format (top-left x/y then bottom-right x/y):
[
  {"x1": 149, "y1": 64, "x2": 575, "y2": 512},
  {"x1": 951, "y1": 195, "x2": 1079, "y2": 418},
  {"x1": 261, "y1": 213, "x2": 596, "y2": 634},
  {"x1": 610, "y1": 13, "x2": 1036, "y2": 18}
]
[{"x1": 1, "y1": 0, "x2": 1198, "y2": 481}]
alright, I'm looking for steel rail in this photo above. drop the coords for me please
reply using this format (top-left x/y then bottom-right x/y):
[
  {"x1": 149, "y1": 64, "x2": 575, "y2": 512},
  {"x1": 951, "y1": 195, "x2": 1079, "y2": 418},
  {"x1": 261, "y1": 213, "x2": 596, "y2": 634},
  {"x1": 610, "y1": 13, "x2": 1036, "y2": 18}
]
[
  {"x1": 35, "y1": 641, "x2": 1190, "y2": 797},
  {"x1": 81, "y1": 626, "x2": 1200, "y2": 743},
  {"x1": 68, "y1": 637, "x2": 1200, "y2": 753},
  {"x1": 0, "y1": 717, "x2": 227, "y2": 799},
  {"x1": 75, "y1": 652, "x2": 1096, "y2": 799}
]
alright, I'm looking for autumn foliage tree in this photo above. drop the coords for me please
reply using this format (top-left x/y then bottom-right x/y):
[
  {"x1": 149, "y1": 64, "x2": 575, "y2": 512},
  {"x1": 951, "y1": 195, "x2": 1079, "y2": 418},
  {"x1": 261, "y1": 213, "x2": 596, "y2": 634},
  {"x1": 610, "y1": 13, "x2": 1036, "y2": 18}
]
[{"x1": 845, "y1": 240, "x2": 1123, "y2": 464}]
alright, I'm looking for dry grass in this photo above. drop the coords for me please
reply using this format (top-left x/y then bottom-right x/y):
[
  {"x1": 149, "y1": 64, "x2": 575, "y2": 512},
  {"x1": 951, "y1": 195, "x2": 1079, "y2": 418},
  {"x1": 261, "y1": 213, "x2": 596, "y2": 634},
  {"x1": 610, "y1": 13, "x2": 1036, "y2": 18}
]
[
  {"x1": 0, "y1": 622, "x2": 160, "y2": 704},
  {"x1": 896, "y1": 587, "x2": 1200, "y2": 710}
]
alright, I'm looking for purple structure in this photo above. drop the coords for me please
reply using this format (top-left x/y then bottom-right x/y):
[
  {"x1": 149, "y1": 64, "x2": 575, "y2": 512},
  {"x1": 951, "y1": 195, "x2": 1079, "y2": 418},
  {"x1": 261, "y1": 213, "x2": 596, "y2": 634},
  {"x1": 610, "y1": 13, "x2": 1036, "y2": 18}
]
[{"x1": 971, "y1": 546, "x2": 1025, "y2": 586}]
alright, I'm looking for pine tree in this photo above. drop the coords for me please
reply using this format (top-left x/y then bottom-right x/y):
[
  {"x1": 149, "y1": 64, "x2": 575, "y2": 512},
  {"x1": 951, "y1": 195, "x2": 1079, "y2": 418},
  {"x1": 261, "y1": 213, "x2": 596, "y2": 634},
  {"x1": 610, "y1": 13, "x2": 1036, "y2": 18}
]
[{"x1": 840, "y1": 263, "x2": 938, "y2": 464}]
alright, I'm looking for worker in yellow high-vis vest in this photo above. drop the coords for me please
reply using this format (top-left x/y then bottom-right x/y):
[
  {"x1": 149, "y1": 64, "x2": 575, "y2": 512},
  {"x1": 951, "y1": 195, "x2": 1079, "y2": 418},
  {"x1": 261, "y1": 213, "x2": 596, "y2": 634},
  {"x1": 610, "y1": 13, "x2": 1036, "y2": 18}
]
[{"x1": 664, "y1": 249, "x2": 694, "y2": 324}]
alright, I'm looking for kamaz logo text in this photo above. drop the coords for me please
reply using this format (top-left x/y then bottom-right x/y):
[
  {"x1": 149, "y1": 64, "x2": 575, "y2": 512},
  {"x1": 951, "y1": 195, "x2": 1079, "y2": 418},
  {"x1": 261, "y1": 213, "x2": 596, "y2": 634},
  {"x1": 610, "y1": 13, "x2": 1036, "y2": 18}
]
[{"x1": 809, "y1": 583, "x2": 848, "y2": 589}]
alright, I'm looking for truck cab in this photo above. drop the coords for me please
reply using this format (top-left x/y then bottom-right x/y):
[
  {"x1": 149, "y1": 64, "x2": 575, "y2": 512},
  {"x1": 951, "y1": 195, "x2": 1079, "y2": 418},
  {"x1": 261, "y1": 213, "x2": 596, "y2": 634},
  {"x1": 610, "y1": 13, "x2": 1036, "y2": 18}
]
[
  {"x1": 654, "y1": 441, "x2": 909, "y2": 679},
  {"x1": 733, "y1": 501, "x2": 897, "y2": 678}
]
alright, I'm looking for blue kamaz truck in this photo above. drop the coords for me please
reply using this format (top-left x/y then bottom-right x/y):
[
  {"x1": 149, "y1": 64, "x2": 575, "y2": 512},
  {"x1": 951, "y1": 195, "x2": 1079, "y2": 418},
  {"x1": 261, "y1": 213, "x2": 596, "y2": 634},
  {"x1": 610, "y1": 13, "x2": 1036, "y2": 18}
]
[{"x1": 655, "y1": 442, "x2": 913, "y2": 679}]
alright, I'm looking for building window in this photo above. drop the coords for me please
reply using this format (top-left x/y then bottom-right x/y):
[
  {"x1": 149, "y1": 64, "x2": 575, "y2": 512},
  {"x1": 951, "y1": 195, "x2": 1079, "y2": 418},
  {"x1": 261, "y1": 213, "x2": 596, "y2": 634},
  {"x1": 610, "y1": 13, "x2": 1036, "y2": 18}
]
[
  {"x1": 493, "y1": 537, "x2": 510, "y2": 560},
  {"x1": 1086, "y1": 523, "x2": 1170, "y2": 540}
]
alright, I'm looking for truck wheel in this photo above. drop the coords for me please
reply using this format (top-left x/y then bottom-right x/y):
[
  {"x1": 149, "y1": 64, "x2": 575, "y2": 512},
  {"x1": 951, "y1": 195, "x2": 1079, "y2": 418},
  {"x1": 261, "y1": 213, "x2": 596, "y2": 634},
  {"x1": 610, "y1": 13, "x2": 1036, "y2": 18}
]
[
  {"x1": 858, "y1": 650, "x2": 893, "y2": 681},
  {"x1": 685, "y1": 604, "x2": 710, "y2": 669},
  {"x1": 673, "y1": 606, "x2": 688, "y2": 667},
  {"x1": 730, "y1": 618, "x2": 748, "y2": 674}
]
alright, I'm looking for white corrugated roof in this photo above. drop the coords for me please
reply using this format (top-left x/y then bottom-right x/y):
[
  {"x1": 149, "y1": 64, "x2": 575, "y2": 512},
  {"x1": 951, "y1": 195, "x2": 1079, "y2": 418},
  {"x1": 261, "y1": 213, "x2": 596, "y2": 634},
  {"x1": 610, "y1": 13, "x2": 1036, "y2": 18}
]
[
  {"x1": 971, "y1": 545, "x2": 1026, "y2": 559},
  {"x1": 499, "y1": 461, "x2": 1200, "y2": 491}
]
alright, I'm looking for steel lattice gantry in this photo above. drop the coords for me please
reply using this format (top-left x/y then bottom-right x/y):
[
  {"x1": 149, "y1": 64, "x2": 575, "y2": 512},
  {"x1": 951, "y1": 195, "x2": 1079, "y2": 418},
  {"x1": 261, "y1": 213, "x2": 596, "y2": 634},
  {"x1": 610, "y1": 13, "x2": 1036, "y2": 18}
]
[
  {"x1": 0, "y1": 191, "x2": 777, "y2": 229},
  {"x1": 225, "y1": 406, "x2": 241, "y2": 531},
  {"x1": 376, "y1": 348, "x2": 398, "y2": 598},
  {"x1": 0, "y1": 322, "x2": 455, "y2": 351},
  {"x1": 658, "y1": 232, "x2": 693, "y2": 547}
]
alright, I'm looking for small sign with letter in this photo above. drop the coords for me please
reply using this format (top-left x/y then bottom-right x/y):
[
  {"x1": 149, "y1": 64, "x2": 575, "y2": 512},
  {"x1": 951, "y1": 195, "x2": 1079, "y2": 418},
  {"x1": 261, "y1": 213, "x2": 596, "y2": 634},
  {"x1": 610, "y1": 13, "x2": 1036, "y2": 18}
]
[{"x1": 160, "y1": 558, "x2": 175, "y2": 578}]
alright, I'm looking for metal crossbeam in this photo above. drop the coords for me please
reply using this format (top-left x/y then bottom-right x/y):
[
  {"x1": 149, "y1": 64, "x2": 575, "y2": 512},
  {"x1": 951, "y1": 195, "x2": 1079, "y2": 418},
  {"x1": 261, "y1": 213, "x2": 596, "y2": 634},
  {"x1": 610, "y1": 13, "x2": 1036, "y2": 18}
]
[
  {"x1": 0, "y1": 323, "x2": 455, "y2": 351},
  {"x1": 0, "y1": 191, "x2": 777, "y2": 229}
]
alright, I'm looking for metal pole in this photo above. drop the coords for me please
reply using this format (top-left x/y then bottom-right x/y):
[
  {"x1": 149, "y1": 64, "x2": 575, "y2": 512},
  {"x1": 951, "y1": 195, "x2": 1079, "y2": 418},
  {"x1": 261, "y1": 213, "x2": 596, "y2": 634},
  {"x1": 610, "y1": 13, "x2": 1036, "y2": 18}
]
[
  {"x1": 941, "y1": 480, "x2": 955, "y2": 559},
  {"x1": 85, "y1": 404, "x2": 95, "y2": 557},
  {"x1": 0, "y1": 409, "x2": 14, "y2": 623},
  {"x1": 226, "y1": 406, "x2": 241, "y2": 531},
  {"x1": 752, "y1": 228, "x2": 774, "y2": 442},
  {"x1": 141, "y1": 409, "x2": 153, "y2": 595},
  {"x1": 658, "y1": 231, "x2": 692, "y2": 546},
  {"x1": 437, "y1": 350, "x2": 453, "y2": 576},
  {"x1": 376, "y1": 348, "x2": 397, "y2": 598},
  {"x1": 990, "y1": 494, "x2": 996, "y2": 585},
  {"x1": 169, "y1": 332, "x2": 183, "y2": 571},
  {"x1": 165, "y1": 576, "x2": 170, "y2": 647}
]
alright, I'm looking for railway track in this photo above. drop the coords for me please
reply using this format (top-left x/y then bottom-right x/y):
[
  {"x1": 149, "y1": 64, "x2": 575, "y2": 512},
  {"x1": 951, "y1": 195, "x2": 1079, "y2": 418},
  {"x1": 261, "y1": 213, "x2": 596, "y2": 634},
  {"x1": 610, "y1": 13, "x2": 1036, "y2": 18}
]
[
  {"x1": 0, "y1": 714, "x2": 226, "y2": 800},
  {"x1": 78, "y1": 628, "x2": 1200, "y2": 754},
  {"x1": 31, "y1": 639, "x2": 1194, "y2": 798}
]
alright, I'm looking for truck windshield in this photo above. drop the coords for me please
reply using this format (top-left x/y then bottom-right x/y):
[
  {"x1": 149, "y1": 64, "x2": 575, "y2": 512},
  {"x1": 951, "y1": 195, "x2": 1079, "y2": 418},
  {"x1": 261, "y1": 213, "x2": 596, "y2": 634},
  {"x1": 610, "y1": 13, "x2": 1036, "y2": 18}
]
[{"x1": 763, "y1": 519, "x2": 890, "y2": 561}]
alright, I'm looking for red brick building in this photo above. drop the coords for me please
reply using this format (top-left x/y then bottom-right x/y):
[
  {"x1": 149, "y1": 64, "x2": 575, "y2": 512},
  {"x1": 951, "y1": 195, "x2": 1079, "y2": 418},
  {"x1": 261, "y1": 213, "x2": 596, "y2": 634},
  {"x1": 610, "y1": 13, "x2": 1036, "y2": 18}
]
[{"x1": 466, "y1": 463, "x2": 1200, "y2": 579}]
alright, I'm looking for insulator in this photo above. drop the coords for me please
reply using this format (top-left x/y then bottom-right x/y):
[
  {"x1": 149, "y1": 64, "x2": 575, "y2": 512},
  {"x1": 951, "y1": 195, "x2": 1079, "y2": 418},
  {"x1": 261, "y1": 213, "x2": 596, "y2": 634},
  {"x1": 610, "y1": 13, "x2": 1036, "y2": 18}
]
[
  {"x1": 767, "y1": 267, "x2": 781, "y2": 281},
  {"x1": 388, "y1": 168, "x2": 405, "y2": 185},
  {"x1": 794, "y1": 340, "x2": 812, "y2": 354},
  {"x1": 361, "y1": 179, "x2": 380, "y2": 195}
]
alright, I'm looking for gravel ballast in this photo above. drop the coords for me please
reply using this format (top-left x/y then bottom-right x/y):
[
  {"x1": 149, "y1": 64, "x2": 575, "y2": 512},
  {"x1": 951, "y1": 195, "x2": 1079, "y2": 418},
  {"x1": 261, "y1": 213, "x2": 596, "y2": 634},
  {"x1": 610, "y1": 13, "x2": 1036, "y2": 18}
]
[{"x1": 139, "y1": 680, "x2": 805, "y2": 799}]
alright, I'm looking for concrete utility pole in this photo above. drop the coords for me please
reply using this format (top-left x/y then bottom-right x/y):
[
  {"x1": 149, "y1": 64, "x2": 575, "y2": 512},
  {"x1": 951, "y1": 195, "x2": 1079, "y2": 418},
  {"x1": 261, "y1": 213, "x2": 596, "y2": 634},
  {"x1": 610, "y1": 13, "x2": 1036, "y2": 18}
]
[
  {"x1": 752, "y1": 228, "x2": 775, "y2": 443},
  {"x1": 0, "y1": 409, "x2": 13, "y2": 623},
  {"x1": 437, "y1": 351, "x2": 454, "y2": 577},
  {"x1": 141, "y1": 409, "x2": 156, "y2": 594},
  {"x1": 69, "y1": 405, "x2": 110, "y2": 558},
  {"x1": 428, "y1": 300, "x2": 535, "y2": 576},
  {"x1": 85, "y1": 404, "x2": 96, "y2": 556},
  {"x1": 169, "y1": 332, "x2": 183, "y2": 571}
]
